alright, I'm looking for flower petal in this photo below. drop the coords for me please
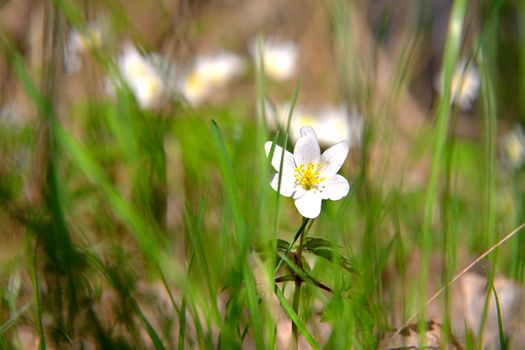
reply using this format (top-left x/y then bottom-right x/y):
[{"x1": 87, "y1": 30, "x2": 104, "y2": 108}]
[
  {"x1": 292, "y1": 187, "x2": 306, "y2": 200},
  {"x1": 294, "y1": 191, "x2": 322, "y2": 218},
  {"x1": 320, "y1": 141, "x2": 349, "y2": 178},
  {"x1": 265, "y1": 141, "x2": 295, "y2": 172},
  {"x1": 294, "y1": 127, "x2": 320, "y2": 166},
  {"x1": 270, "y1": 173, "x2": 296, "y2": 197},
  {"x1": 321, "y1": 174, "x2": 350, "y2": 200}
]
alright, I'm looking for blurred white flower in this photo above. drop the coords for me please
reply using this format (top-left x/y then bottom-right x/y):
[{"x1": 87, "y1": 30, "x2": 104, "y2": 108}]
[
  {"x1": 0, "y1": 105, "x2": 31, "y2": 173},
  {"x1": 436, "y1": 58, "x2": 480, "y2": 111},
  {"x1": 0, "y1": 104, "x2": 27, "y2": 131},
  {"x1": 303, "y1": 105, "x2": 363, "y2": 148},
  {"x1": 502, "y1": 125, "x2": 525, "y2": 169},
  {"x1": 264, "y1": 100, "x2": 306, "y2": 136},
  {"x1": 64, "y1": 21, "x2": 104, "y2": 74},
  {"x1": 265, "y1": 127, "x2": 350, "y2": 218},
  {"x1": 253, "y1": 40, "x2": 298, "y2": 81},
  {"x1": 180, "y1": 52, "x2": 245, "y2": 106},
  {"x1": 114, "y1": 43, "x2": 172, "y2": 109},
  {"x1": 266, "y1": 102, "x2": 363, "y2": 148}
]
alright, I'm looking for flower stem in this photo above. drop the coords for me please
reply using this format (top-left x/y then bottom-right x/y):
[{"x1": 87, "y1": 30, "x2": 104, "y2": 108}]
[
  {"x1": 275, "y1": 217, "x2": 310, "y2": 274},
  {"x1": 291, "y1": 217, "x2": 308, "y2": 349}
]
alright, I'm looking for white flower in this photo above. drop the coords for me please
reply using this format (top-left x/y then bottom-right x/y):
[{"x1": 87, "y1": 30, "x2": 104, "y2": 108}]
[
  {"x1": 180, "y1": 52, "x2": 245, "y2": 106},
  {"x1": 502, "y1": 125, "x2": 525, "y2": 169},
  {"x1": 436, "y1": 58, "x2": 480, "y2": 111},
  {"x1": 301, "y1": 105, "x2": 363, "y2": 148},
  {"x1": 253, "y1": 40, "x2": 298, "y2": 81},
  {"x1": 265, "y1": 127, "x2": 350, "y2": 218},
  {"x1": 116, "y1": 44, "x2": 169, "y2": 109},
  {"x1": 266, "y1": 102, "x2": 363, "y2": 148},
  {"x1": 264, "y1": 101, "x2": 308, "y2": 138},
  {"x1": 64, "y1": 21, "x2": 104, "y2": 74}
]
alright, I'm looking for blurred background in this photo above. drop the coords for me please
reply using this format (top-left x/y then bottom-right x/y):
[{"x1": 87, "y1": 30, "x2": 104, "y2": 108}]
[{"x1": 2, "y1": 0, "x2": 525, "y2": 348}]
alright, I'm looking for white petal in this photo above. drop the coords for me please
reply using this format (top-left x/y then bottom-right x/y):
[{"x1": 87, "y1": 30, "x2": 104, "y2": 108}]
[
  {"x1": 294, "y1": 127, "x2": 320, "y2": 166},
  {"x1": 320, "y1": 141, "x2": 349, "y2": 178},
  {"x1": 321, "y1": 174, "x2": 350, "y2": 200},
  {"x1": 265, "y1": 141, "x2": 296, "y2": 172},
  {"x1": 270, "y1": 173, "x2": 296, "y2": 197},
  {"x1": 294, "y1": 191, "x2": 322, "y2": 218},
  {"x1": 292, "y1": 187, "x2": 306, "y2": 200}
]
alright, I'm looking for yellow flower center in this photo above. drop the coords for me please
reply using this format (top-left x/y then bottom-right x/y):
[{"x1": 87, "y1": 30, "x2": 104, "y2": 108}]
[
  {"x1": 78, "y1": 29, "x2": 102, "y2": 51},
  {"x1": 294, "y1": 162, "x2": 325, "y2": 191},
  {"x1": 185, "y1": 72, "x2": 207, "y2": 95}
]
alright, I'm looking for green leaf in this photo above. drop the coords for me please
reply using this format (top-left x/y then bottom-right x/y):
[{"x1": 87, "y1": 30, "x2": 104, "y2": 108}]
[
  {"x1": 303, "y1": 237, "x2": 334, "y2": 249},
  {"x1": 302, "y1": 243, "x2": 357, "y2": 275},
  {"x1": 277, "y1": 239, "x2": 291, "y2": 252}
]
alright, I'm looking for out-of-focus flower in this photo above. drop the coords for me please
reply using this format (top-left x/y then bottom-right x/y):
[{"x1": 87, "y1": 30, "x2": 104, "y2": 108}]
[
  {"x1": 502, "y1": 125, "x2": 525, "y2": 170},
  {"x1": 265, "y1": 127, "x2": 350, "y2": 218},
  {"x1": 302, "y1": 105, "x2": 363, "y2": 148},
  {"x1": 436, "y1": 58, "x2": 480, "y2": 111},
  {"x1": 0, "y1": 105, "x2": 31, "y2": 173},
  {"x1": 266, "y1": 102, "x2": 363, "y2": 148},
  {"x1": 0, "y1": 104, "x2": 27, "y2": 132},
  {"x1": 113, "y1": 43, "x2": 173, "y2": 109},
  {"x1": 253, "y1": 40, "x2": 298, "y2": 81},
  {"x1": 180, "y1": 52, "x2": 245, "y2": 106},
  {"x1": 64, "y1": 21, "x2": 104, "y2": 74}
]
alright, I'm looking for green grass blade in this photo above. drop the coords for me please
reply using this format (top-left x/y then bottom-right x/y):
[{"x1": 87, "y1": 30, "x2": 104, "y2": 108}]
[
  {"x1": 210, "y1": 120, "x2": 245, "y2": 248},
  {"x1": 419, "y1": 0, "x2": 467, "y2": 327},
  {"x1": 0, "y1": 303, "x2": 31, "y2": 336},
  {"x1": 274, "y1": 287, "x2": 320, "y2": 350},
  {"x1": 30, "y1": 240, "x2": 46, "y2": 350},
  {"x1": 492, "y1": 286, "x2": 507, "y2": 349}
]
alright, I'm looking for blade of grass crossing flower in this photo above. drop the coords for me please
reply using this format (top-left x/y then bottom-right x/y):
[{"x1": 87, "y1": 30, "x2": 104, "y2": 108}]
[
  {"x1": 272, "y1": 79, "x2": 301, "y2": 250},
  {"x1": 419, "y1": 0, "x2": 467, "y2": 335},
  {"x1": 275, "y1": 287, "x2": 320, "y2": 350},
  {"x1": 254, "y1": 35, "x2": 273, "y2": 243}
]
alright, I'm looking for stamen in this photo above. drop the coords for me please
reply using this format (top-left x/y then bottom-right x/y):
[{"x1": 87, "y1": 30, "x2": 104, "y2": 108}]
[{"x1": 294, "y1": 161, "x2": 325, "y2": 191}]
